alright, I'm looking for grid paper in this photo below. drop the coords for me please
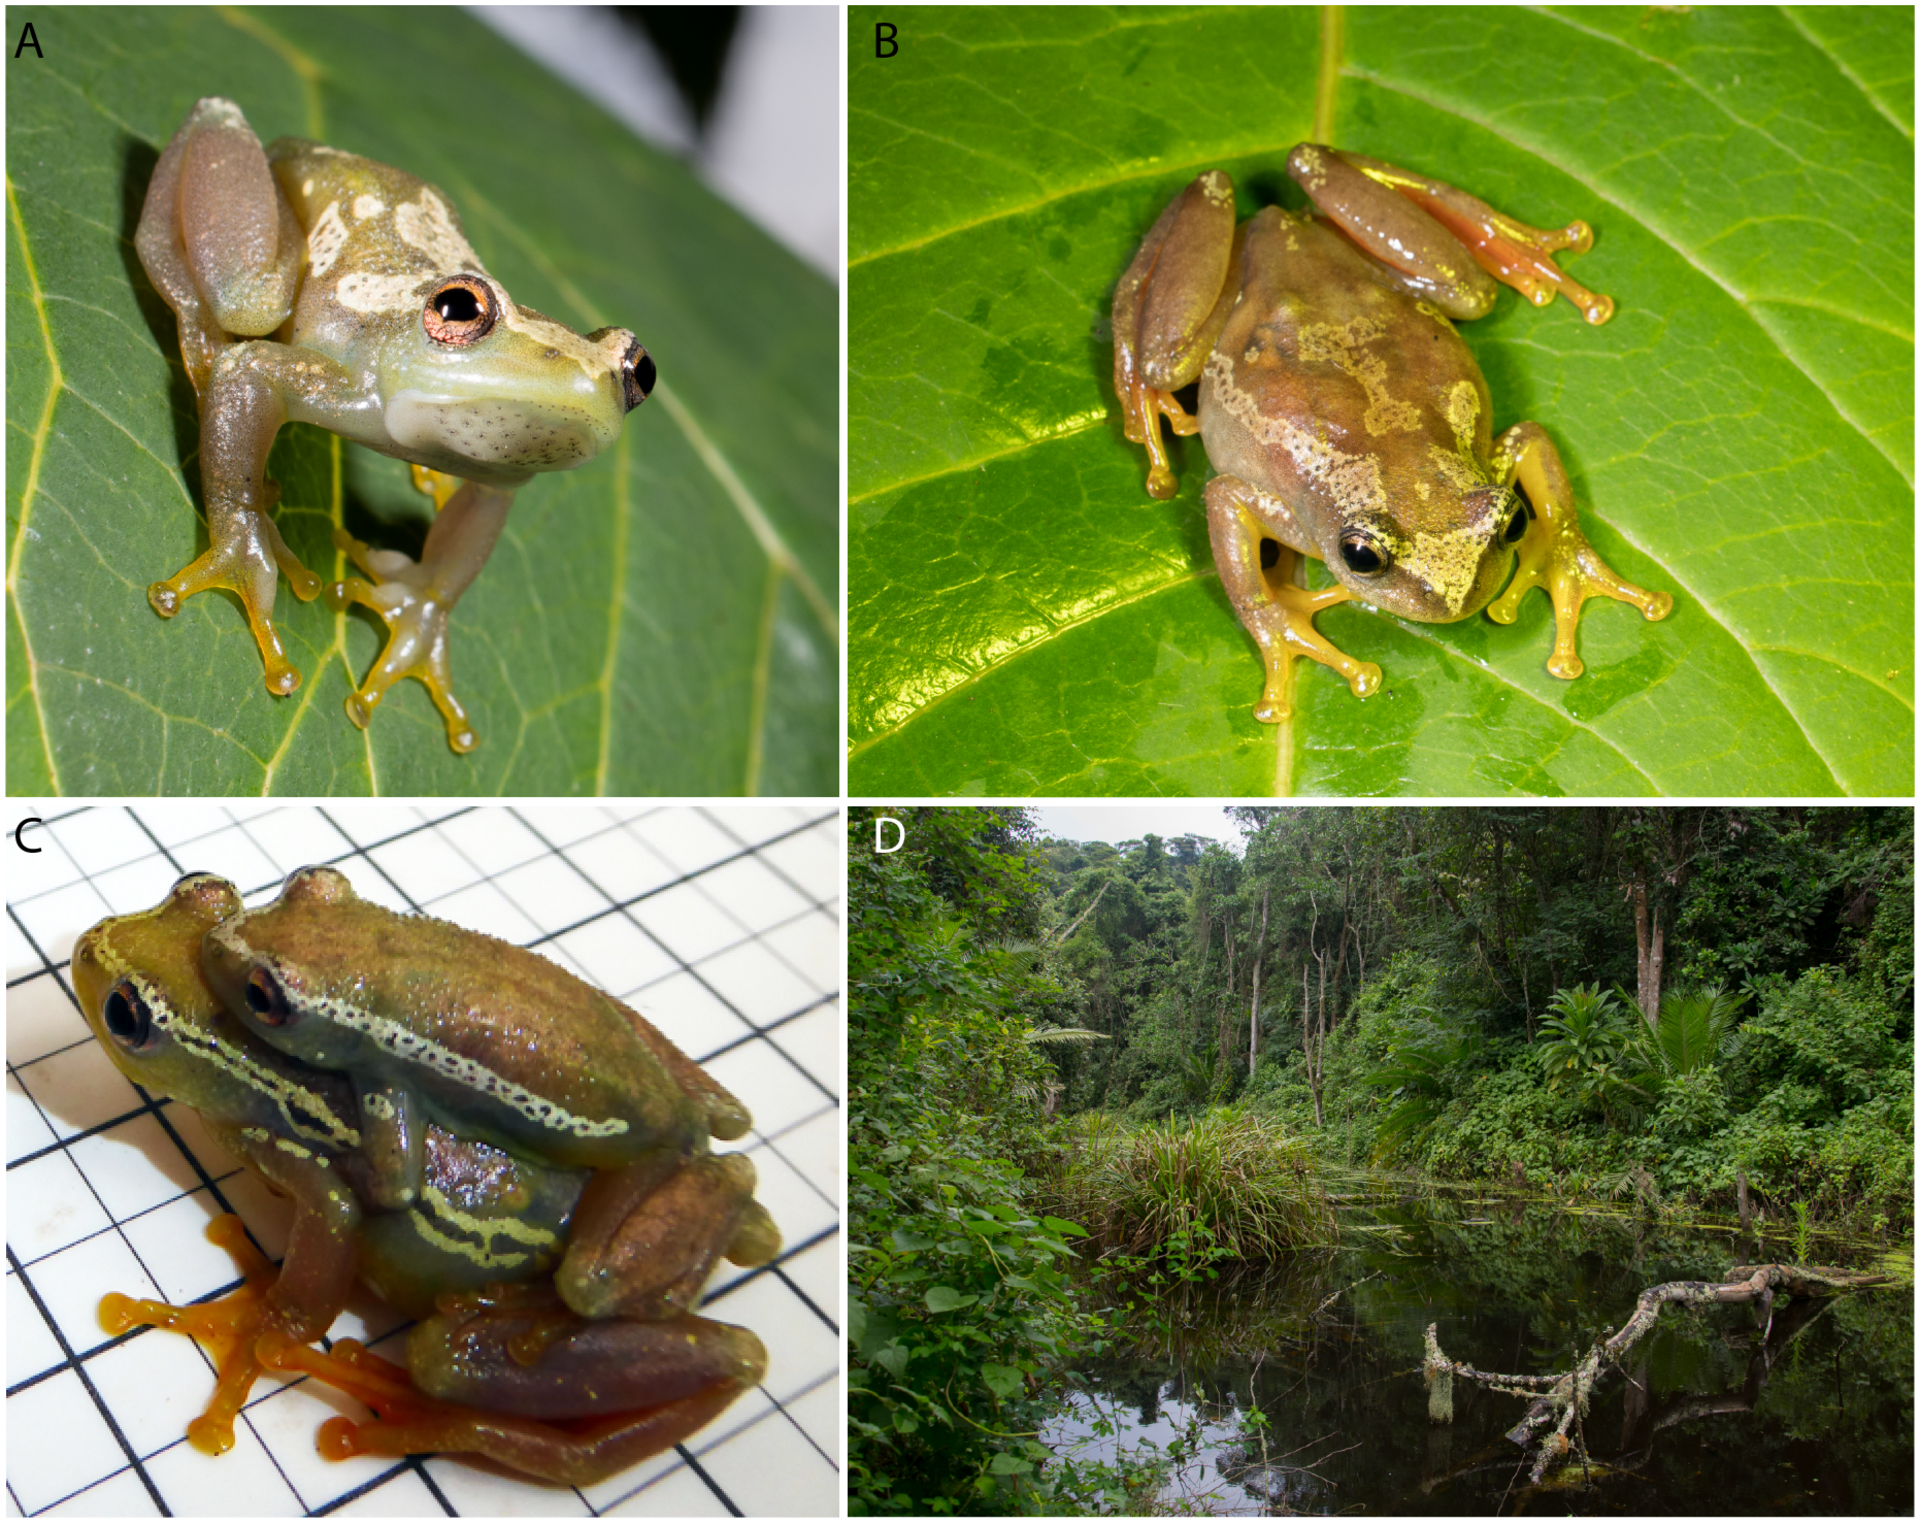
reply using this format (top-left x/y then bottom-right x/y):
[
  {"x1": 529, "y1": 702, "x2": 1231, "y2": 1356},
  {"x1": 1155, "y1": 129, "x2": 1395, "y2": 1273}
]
[{"x1": 6, "y1": 802, "x2": 842, "y2": 1517}]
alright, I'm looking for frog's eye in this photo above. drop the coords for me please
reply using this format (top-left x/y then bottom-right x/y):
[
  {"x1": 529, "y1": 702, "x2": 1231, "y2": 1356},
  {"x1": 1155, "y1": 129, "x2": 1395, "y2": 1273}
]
[
  {"x1": 423, "y1": 276, "x2": 498, "y2": 346},
  {"x1": 1339, "y1": 533, "x2": 1391, "y2": 577},
  {"x1": 103, "y1": 980, "x2": 160, "y2": 1052},
  {"x1": 1503, "y1": 500, "x2": 1531, "y2": 544},
  {"x1": 245, "y1": 967, "x2": 296, "y2": 1026},
  {"x1": 620, "y1": 339, "x2": 656, "y2": 413}
]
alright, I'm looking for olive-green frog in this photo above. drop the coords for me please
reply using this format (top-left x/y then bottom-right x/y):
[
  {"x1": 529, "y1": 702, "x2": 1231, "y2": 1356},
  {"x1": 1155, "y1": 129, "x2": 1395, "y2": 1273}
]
[
  {"x1": 1113, "y1": 144, "x2": 1671, "y2": 720},
  {"x1": 136, "y1": 98, "x2": 654, "y2": 752},
  {"x1": 72, "y1": 869, "x2": 776, "y2": 1486}
]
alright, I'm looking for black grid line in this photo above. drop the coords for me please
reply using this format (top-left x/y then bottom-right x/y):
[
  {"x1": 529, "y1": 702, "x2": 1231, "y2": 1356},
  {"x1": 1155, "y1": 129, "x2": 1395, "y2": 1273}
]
[{"x1": 6, "y1": 803, "x2": 843, "y2": 1517}]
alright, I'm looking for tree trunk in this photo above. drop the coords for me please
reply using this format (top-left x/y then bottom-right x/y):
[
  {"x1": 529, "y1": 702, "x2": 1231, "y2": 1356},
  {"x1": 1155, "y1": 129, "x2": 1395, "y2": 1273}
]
[
  {"x1": 1630, "y1": 868, "x2": 1664, "y2": 1025},
  {"x1": 1247, "y1": 886, "x2": 1268, "y2": 1078}
]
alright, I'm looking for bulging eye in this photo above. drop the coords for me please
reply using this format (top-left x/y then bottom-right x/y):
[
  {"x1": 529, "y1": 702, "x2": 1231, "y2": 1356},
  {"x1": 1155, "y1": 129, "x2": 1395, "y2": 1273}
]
[
  {"x1": 104, "y1": 980, "x2": 158, "y2": 1051},
  {"x1": 1503, "y1": 499, "x2": 1531, "y2": 543},
  {"x1": 245, "y1": 967, "x2": 294, "y2": 1026},
  {"x1": 423, "y1": 276, "x2": 498, "y2": 346},
  {"x1": 621, "y1": 340, "x2": 655, "y2": 412},
  {"x1": 1339, "y1": 533, "x2": 1390, "y2": 576}
]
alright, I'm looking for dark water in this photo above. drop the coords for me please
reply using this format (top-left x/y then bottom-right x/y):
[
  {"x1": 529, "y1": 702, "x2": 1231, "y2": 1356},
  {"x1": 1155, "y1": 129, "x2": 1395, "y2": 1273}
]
[{"x1": 1043, "y1": 1186, "x2": 1913, "y2": 1514}]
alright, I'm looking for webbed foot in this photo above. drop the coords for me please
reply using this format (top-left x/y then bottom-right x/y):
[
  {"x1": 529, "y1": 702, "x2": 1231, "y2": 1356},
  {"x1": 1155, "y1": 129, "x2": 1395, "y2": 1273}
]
[
  {"x1": 97, "y1": 1215, "x2": 292, "y2": 1455},
  {"x1": 326, "y1": 527, "x2": 479, "y2": 753},
  {"x1": 1487, "y1": 422, "x2": 1671, "y2": 678},
  {"x1": 1206, "y1": 476, "x2": 1383, "y2": 721},
  {"x1": 148, "y1": 484, "x2": 320, "y2": 696}
]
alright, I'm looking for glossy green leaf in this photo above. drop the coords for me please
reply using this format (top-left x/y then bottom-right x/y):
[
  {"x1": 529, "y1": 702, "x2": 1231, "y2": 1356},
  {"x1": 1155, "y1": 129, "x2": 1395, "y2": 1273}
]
[
  {"x1": 9, "y1": 7, "x2": 837, "y2": 796},
  {"x1": 925, "y1": 1284, "x2": 979, "y2": 1312},
  {"x1": 849, "y1": 5, "x2": 1912, "y2": 796}
]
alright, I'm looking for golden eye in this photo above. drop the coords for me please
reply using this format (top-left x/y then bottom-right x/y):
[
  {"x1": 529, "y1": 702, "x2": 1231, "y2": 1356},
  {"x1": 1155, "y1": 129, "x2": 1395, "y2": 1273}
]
[{"x1": 423, "y1": 276, "x2": 498, "y2": 346}]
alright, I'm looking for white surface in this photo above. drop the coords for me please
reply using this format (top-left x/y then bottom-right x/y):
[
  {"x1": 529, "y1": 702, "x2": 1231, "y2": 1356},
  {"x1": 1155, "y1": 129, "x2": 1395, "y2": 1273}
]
[
  {"x1": 477, "y1": 5, "x2": 841, "y2": 278},
  {"x1": 6, "y1": 803, "x2": 842, "y2": 1516}
]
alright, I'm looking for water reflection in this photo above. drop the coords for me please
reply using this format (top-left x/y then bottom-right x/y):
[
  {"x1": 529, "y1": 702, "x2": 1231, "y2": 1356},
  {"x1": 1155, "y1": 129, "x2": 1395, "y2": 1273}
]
[{"x1": 1042, "y1": 1185, "x2": 1913, "y2": 1515}]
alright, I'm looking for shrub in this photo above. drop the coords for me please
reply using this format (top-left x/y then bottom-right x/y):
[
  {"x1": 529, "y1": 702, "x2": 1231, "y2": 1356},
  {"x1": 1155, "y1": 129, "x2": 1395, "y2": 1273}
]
[
  {"x1": 1651, "y1": 1064, "x2": 1731, "y2": 1142},
  {"x1": 1425, "y1": 1066, "x2": 1581, "y2": 1179},
  {"x1": 1734, "y1": 966, "x2": 1905, "y2": 1117}
]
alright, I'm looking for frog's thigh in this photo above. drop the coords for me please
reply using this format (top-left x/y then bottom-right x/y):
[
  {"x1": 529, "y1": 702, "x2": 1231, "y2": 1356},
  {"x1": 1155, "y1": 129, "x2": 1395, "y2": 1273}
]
[
  {"x1": 556, "y1": 1151, "x2": 777, "y2": 1321},
  {"x1": 1119, "y1": 171, "x2": 1239, "y2": 389},
  {"x1": 1114, "y1": 171, "x2": 1238, "y2": 499},
  {"x1": 1294, "y1": 143, "x2": 1613, "y2": 325},
  {"x1": 276, "y1": 1309, "x2": 765, "y2": 1486},
  {"x1": 172, "y1": 101, "x2": 302, "y2": 338},
  {"x1": 1486, "y1": 422, "x2": 1671, "y2": 679},
  {"x1": 1286, "y1": 144, "x2": 1494, "y2": 319},
  {"x1": 1205, "y1": 475, "x2": 1382, "y2": 722}
]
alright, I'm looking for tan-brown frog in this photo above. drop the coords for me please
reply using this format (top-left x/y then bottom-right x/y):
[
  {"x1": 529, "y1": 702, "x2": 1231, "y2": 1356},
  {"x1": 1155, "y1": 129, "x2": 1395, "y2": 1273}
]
[{"x1": 1114, "y1": 144, "x2": 1671, "y2": 721}]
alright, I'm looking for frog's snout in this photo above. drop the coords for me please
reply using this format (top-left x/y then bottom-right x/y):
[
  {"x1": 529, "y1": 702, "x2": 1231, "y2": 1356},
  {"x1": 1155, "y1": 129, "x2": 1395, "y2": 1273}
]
[{"x1": 620, "y1": 338, "x2": 656, "y2": 413}]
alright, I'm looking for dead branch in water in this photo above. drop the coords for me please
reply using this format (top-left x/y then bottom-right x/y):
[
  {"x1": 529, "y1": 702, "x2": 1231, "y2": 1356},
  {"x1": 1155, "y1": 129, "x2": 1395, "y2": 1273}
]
[{"x1": 1422, "y1": 1263, "x2": 1892, "y2": 1486}]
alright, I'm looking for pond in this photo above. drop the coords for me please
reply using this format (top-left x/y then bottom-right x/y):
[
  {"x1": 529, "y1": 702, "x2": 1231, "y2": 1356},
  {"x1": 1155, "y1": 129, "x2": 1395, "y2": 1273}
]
[{"x1": 1042, "y1": 1185, "x2": 1913, "y2": 1515}]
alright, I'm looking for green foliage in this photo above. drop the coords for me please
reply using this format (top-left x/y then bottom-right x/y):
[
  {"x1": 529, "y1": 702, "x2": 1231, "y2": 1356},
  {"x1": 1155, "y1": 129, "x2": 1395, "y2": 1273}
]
[
  {"x1": 1640, "y1": 986, "x2": 1747, "y2": 1078},
  {"x1": 1534, "y1": 984, "x2": 1656, "y2": 1126},
  {"x1": 851, "y1": 806, "x2": 1104, "y2": 1513},
  {"x1": 1345, "y1": 961, "x2": 1487, "y2": 1161},
  {"x1": 1426, "y1": 1065, "x2": 1598, "y2": 1179},
  {"x1": 1734, "y1": 966, "x2": 1908, "y2": 1119},
  {"x1": 1046, "y1": 1111, "x2": 1335, "y2": 1260},
  {"x1": 9, "y1": 8, "x2": 835, "y2": 795},
  {"x1": 1650, "y1": 1065, "x2": 1731, "y2": 1143}
]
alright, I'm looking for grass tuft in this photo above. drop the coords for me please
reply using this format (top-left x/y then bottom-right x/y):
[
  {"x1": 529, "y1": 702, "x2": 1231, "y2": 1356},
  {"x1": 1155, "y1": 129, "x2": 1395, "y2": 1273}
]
[{"x1": 1049, "y1": 1109, "x2": 1336, "y2": 1259}]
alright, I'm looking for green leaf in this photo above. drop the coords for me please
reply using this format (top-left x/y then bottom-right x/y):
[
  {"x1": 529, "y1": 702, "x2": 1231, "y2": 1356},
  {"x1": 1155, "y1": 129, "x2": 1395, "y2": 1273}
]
[
  {"x1": 871, "y1": 1341, "x2": 911, "y2": 1379},
  {"x1": 849, "y1": 1296, "x2": 868, "y2": 1348},
  {"x1": 924, "y1": 1284, "x2": 980, "y2": 1313},
  {"x1": 8, "y1": 8, "x2": 836, "y2": 795},
  {"x1": 1040, "y1": 1215, "x2": 1090, "y2": 1238},
  {"x1": 980, "y1": 1362, "x2": 1024, "y2": 1400},
  {"x1": 987, "y1": 1452, "x2": 1034, "y2": 1476},
  {"x1": 849, "y1": 5, "x2": 1912, "y2": 796}
]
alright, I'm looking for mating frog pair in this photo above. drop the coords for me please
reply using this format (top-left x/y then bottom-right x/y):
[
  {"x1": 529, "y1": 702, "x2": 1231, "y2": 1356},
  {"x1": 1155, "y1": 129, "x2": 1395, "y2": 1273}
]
[
  {"x1": 1115, "y1": 143, "x2": 1671, "y2": 719},
  {"x1": 137, "y1": 98, "x2": 654, "y2": 752},
  {"x1": 72, "y1": 868, "x2": 777, "y2": 1485}
]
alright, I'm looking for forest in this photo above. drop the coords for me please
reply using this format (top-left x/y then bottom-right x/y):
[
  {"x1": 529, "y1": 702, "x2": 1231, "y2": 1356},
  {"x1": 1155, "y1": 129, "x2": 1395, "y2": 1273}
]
[{"x1": 849, "y1": 806, "x2": 1913, "y2": 1516}]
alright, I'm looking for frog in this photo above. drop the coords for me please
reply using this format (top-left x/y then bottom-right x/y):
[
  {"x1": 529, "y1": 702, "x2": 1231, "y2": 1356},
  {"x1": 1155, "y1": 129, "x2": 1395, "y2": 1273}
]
[
  {"x1": 70, "y1": 870, "x2": 777, "y2": 1486},
  {"x1": 135, "y1": 97, "x2": 656, "y2": 753},
  {"x1": 203, "y1": 865, "x2": 778, "y2": 1321},
  {"x1": 1112, "y1": 143, "x2": 1671, "y2": 722}
]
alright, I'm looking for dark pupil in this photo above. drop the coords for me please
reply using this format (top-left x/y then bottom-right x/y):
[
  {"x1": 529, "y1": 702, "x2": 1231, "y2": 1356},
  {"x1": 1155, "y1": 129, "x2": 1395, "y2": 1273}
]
[
  {"x1": 1341, "y1": 538, "x2": 1383, "y2": 574},
  {"x1": 633, "y1": 351, "x2": 657, "y2": 395},
  {"x1": 104, "y1": 986, "x2": 146, "y2": 1044},
  {"x1": 1504, "y1": 503, "x2": 1529, "y2": 543},
  {"x1": 435, "y1": 286, "x2": 482, "y2": 323},
  {"x1": 246, "y1": 977, "x2": 274, "y2": 1015}
]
